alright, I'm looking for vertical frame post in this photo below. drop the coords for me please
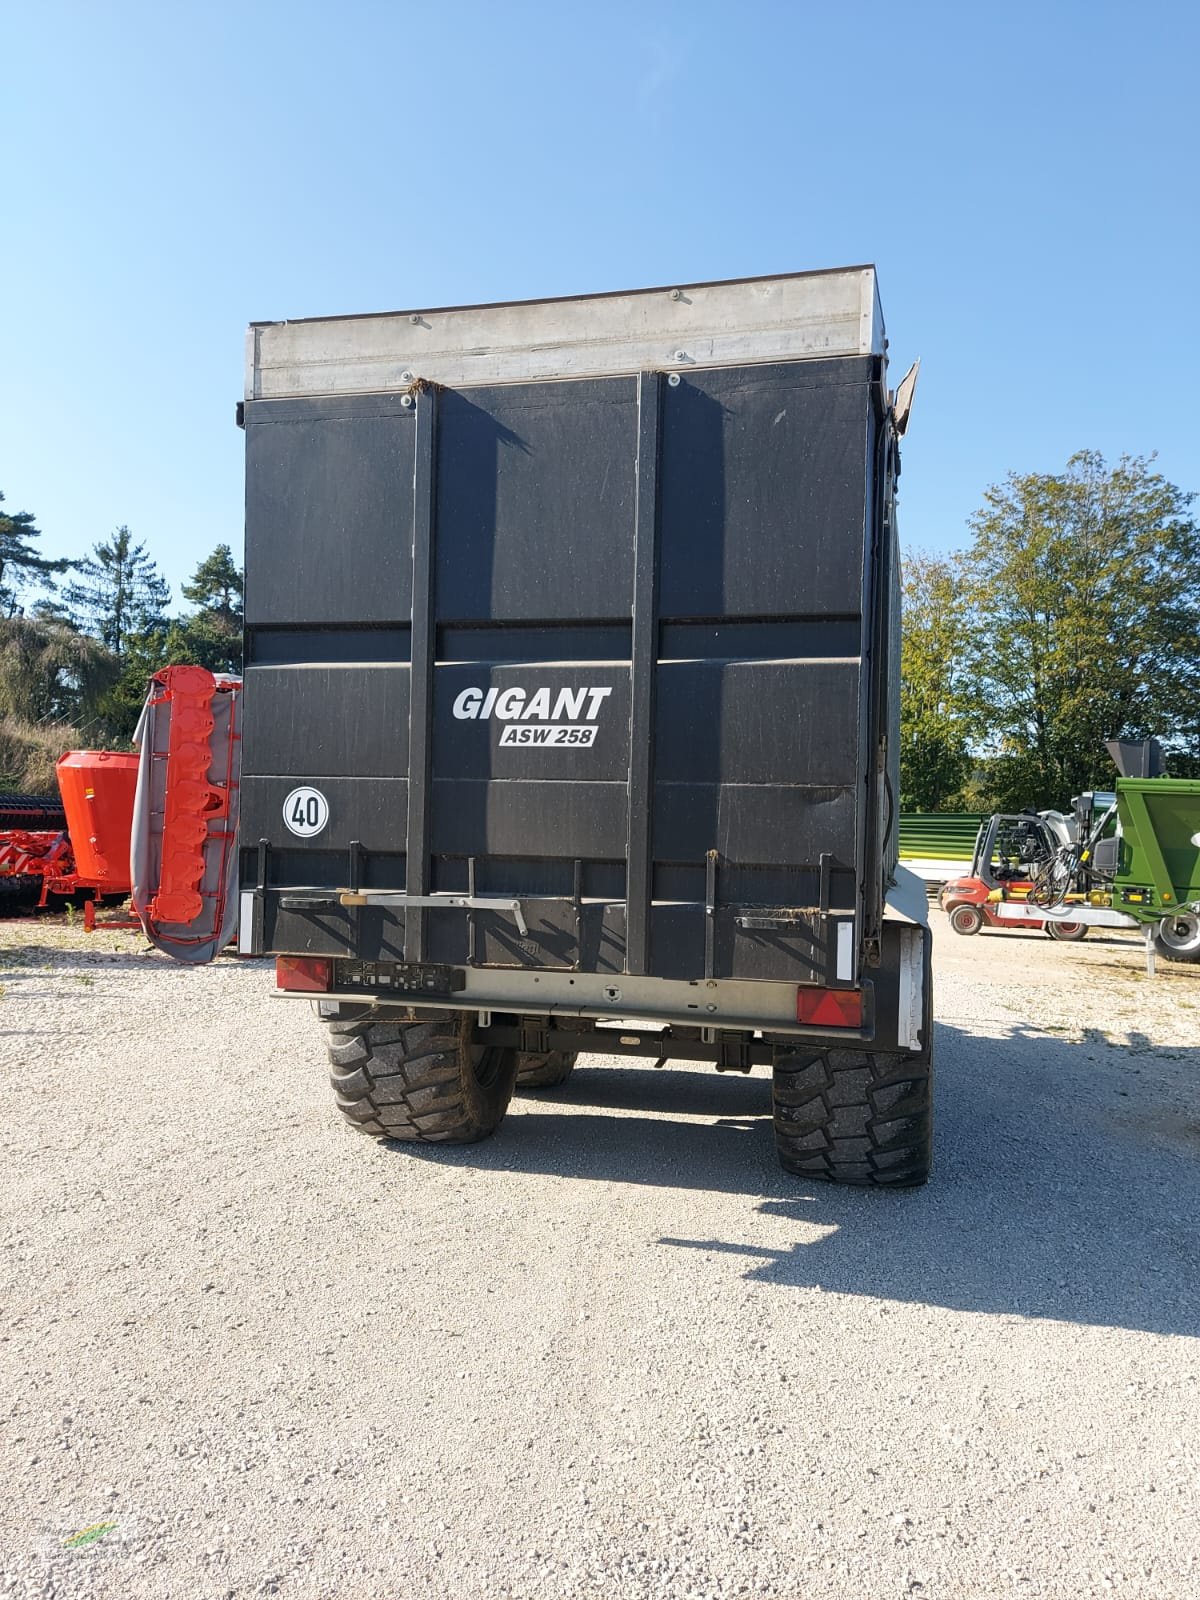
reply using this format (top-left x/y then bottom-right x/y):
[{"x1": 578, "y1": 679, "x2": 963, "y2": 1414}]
[
  {"x1": 704, "y1": 848, "x2": 718, "y2": 980},
  {"x1": 625, "y1": 371, "x2": 662, "y2": 975},
  {"x1": 405, "y1": 387, "x2": 438, "y2": 962}
]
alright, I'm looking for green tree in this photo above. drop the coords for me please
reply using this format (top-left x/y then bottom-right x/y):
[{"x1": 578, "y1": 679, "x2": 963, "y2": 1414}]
[
  {"x1": 103, "y1": 627, "x2": 172, "y2": 743},
  {"x1": 181, "y1": 542, "x2": 243, "y2": 625},
  {"x1": 899, "y1": 553, "x2": 973, "y2": 810},
  {"x1": 98, "y1": 546, "x2": 245, "y2": 739},
  {"x1": 172, "y1": 544, "x2": 243, "y2": 674},
  {"x1": 163, "y1": 611, "x2": 241, "y2": 675},
  {"x1": 63, "y1": 526, "x2": 170, "y2": 659},
  {"x1": 0, "y1": 492, "x2": 68, "y2": 616},
  {"x1": 0, "y1": 613, "x2": 117, "y2": 729},
  {"x1": 960, "y1": 451, "x2": 1200, "y2": 810}
]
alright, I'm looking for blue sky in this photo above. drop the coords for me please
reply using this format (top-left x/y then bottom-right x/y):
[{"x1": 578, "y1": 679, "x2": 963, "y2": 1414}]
[{"x1": 4, "y1": 0, "x2": 1197, "y2": 606}]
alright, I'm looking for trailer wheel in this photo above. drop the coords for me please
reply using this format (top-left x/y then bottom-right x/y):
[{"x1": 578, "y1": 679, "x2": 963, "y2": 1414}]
[
  {"x1": 515, "y1": 1050, "x2": 578, "y2": 1090},
  {"x1": 1046, "y1": 920, "x2": 1088, "y2": 942},
  {"x1": 772, "y1": 1048, "x2": 932, "y2": 1187},
  {"x1": 948, "y1": 903, "x2": 983, "y2": 935},
  {"x1": 1154, "y1": 913, "x2": 1200, "y2": 964},
  {"x1": 326, "y1": 1013, "x2": 519, "y2": 1144}
]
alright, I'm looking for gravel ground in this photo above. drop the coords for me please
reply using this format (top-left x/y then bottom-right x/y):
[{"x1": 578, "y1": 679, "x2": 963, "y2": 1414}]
[{"x1": 1, "y1": 912, "x2": 1198, "y2": 1600}]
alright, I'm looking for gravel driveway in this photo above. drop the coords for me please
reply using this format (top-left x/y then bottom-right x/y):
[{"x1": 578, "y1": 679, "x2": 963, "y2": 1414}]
[{"x1": 2, "y1": 913, "x2": 1198, "y2": 1599}]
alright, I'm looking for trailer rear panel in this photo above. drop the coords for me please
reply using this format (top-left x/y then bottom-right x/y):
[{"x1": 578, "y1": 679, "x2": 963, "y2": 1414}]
[{"x1": 240, "y1": 270, "x2": 897, "y2": 992}]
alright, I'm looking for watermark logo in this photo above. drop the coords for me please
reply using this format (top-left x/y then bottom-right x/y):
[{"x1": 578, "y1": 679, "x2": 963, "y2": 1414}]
[{"x1": 63, "y1": 1521, "x2": 117, "y2": 1550}]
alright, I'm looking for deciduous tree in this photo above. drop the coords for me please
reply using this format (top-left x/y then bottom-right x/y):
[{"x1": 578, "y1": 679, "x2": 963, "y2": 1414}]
[
  {"x1": 899, "y1": 553, "x2": 973, "y2": 810},
  {"x1": 959, "y1": 452, "x2": 1200, "y2": 809},
  {"x1": 0, "y1": 614, "x2": 117, "y2": 729}
]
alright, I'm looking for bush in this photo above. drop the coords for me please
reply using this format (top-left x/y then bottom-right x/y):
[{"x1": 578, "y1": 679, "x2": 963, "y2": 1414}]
[{"x1": 0, "y1": 716, "x2": 81, "y2": 794}]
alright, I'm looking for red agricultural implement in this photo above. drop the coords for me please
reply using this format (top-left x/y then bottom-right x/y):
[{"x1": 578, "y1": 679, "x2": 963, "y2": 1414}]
[
  {"x1": 0, "y1": 751, "x2": 139, "y2": 922},
  {"x1": 0, "y1": 826, "x2": 75, "y2": 909},
  {"x1": 0, "y1": 667, "x2": 241, "y2": 948}
]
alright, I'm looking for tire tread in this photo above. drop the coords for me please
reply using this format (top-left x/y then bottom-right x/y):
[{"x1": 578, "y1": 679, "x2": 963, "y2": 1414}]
[
  {"x1": 326, "y1": 1017, "x2": 516, "y2": 1144},
  {"x1": 772, "y1": 1048, "x2": 932, "y2": 1188},
  {"x1": 514, "y1": 1050, "x2": 578, "y2": 1090}
]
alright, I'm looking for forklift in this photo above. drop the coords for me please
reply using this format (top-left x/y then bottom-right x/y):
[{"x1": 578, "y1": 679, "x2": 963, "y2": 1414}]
[
  {"x1": 941, "y1": 740, "x2": 1200, "y2": 967},
  {"x1": 939, "y1": 811, "x2": 1090, "y2": 941}
]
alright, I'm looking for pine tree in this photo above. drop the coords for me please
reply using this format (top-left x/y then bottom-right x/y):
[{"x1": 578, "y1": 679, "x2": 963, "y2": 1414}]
[
  {"x1": 0, "y1": 492, "x2": 69, "y2": 616},
  {"x1": 63, "y1": 527, "x2": 170, "y2": 659},
  {"x1": 180, "y1": 543, "x2": 243, "y2": 625},
  {"x1": 173, "y1": 543, "x2": 243, "y2": 674}
]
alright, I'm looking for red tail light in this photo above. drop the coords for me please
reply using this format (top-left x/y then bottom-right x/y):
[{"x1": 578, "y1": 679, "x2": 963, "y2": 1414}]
[
  {"x1": 796, "y1": 986, "x2": 863, "y2": 1028},
  {"x1": 276, "y1": 956, "x2": 332, "y2": 992}
]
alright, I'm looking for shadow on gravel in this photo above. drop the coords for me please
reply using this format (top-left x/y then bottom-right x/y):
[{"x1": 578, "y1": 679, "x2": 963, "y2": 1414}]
[
  {"x1": 0, "y1": 945, "x2": 268, "y2": 975},
  {"x1": 398, "y1": 1021, "x2": 1200, "y2": 1339},
  {"x1": 968, "y1": 928, "x2": 1137, "y2": 947}
]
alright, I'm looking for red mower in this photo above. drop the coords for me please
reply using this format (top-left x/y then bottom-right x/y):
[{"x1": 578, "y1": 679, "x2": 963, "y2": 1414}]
[{"x1": 0, "y1": 667, "x2": 241, "y2": 946}]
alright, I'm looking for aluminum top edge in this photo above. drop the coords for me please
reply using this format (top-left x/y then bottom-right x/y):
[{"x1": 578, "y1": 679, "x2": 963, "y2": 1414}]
[
  {"x1": 245, "y1": 267, "x2": 885, "y2": 401},
  {"x1": 248, "y1": 264, "x2": 878, "y2": 332}
]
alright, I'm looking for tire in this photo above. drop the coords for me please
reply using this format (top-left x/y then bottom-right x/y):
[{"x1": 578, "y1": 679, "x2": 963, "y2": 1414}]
[
  {"x1": 772, "y1": 1048, "x2": 933, "y2": 1187},
  {"x1": 1153, "y1": 912, "x2": 1200, "y2": 965},
  {"x1": 326, "y1": 1013, "x2": 519, "y2": 1143},
  {"x1": 0, "y1": 793, "x2": 67, "y2": 831},
  {"x1": 948, "y1": 902, "x2": 984, "y2": 936},
  {"x1": 515, "y1": 1050, "x2": 578, "y2": 1090},
  {"x1": 0, "y1": 874, "x2": 43, "y2": 914},
  {"x1": 1046, "y1": 920, "x2": 1088, "y2": 942}
]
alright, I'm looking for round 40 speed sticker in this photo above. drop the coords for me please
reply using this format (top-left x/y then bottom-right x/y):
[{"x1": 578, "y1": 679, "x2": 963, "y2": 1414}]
[{"x1": 283, "y1": 786, "x2": 330, "y2": 838}]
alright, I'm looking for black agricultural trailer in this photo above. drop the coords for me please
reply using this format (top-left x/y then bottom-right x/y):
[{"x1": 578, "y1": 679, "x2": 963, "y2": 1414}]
[{"x1": 234, "y1": 268, "x2": 933, "y2": 1185}]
